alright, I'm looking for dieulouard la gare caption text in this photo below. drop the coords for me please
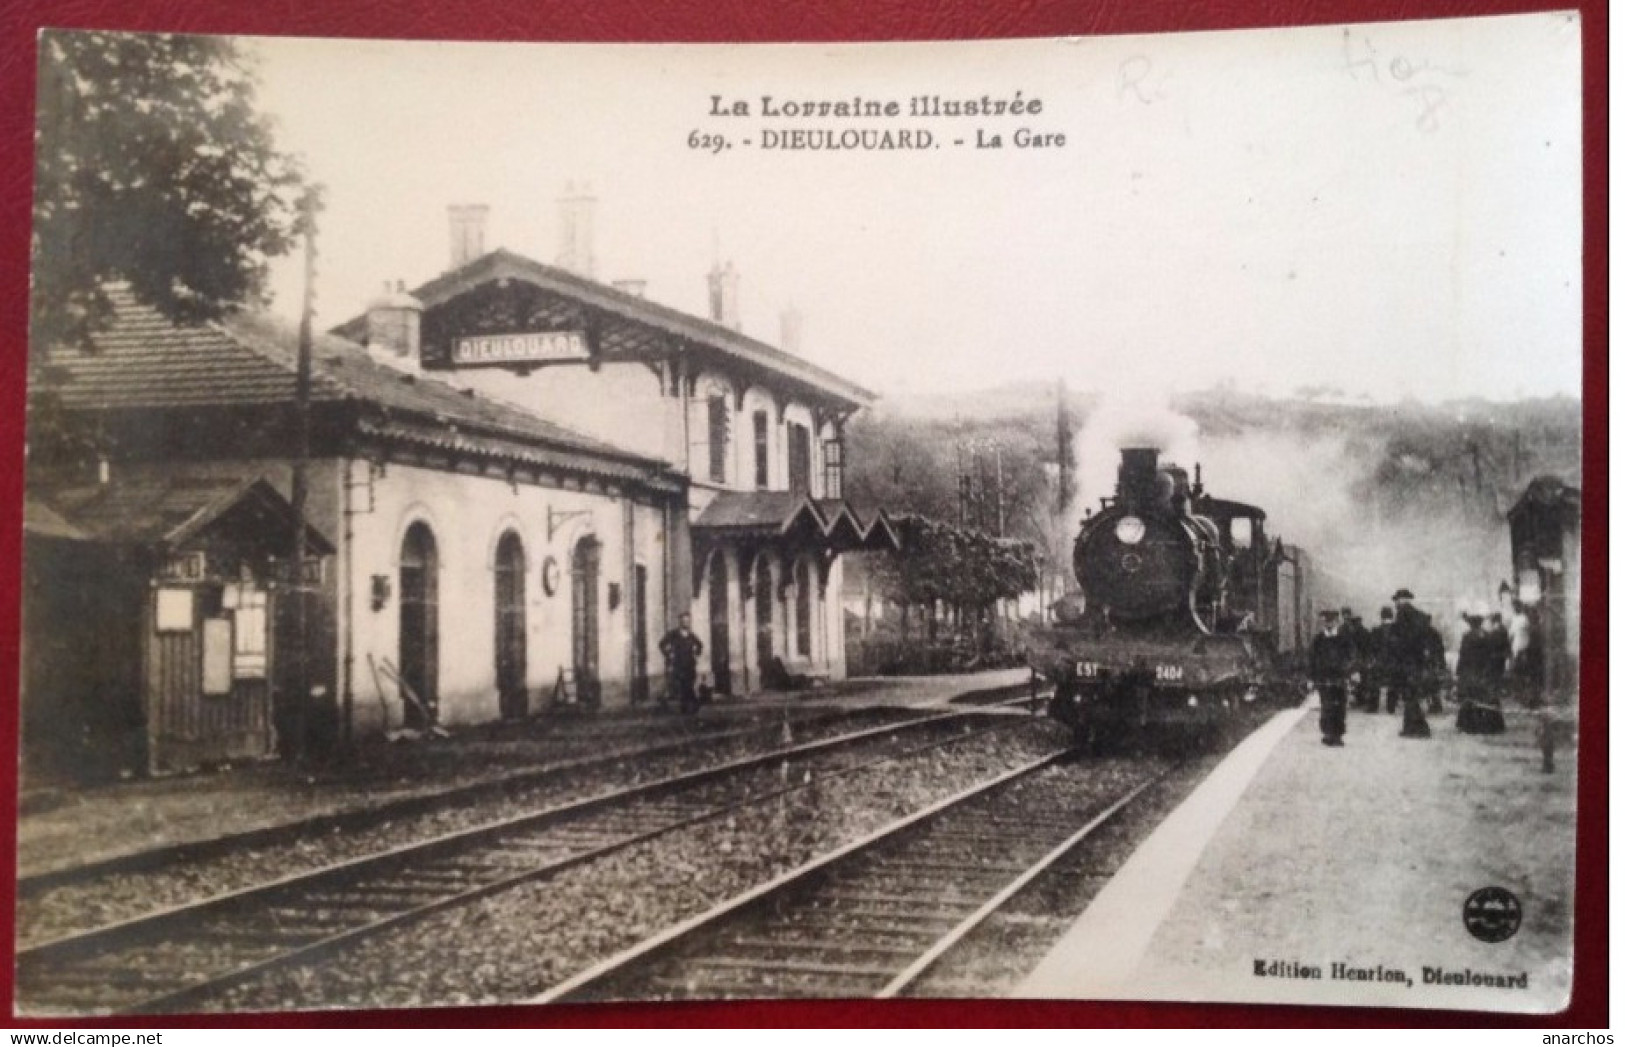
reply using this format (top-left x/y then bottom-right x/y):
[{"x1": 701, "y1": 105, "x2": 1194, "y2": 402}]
[{"x1": 688, "y1": 92, "x2": 1065, "y2": 154}]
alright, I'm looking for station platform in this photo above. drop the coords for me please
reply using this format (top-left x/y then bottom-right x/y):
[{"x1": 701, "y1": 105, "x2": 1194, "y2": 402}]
[{"x1": 1017, "y1": 697, "x2": 1577, "y2": 1015}]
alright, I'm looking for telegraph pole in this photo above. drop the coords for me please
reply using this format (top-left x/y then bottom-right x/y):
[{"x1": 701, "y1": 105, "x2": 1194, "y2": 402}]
[
  {"x1": 290, "y1": 187, "x2": 322, "y2": 764},
  {"x1": 994, "y1": 442, "x2": 1005, "y2": 537}
]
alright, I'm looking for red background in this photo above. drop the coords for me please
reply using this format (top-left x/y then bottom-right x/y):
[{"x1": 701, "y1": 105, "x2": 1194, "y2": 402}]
[{"x1": 0, "y1": 0, "x2": 1606, "y2": 1029}]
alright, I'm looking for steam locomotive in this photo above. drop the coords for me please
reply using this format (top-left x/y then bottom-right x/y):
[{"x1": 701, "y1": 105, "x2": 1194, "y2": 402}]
[{"x1": 1031, "y1": 447, "x2": 1311, "y2": 751}]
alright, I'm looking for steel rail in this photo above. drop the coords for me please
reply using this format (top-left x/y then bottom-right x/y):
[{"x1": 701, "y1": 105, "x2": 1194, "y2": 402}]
[
  {"x1": 17, "y1": 705, "x2": 937, "y2": 898},
  {"x1": 19, "y1": 712, "x2": 1033, "y2": 1016},
  {"x1": 876, "y1": 770, "x2": 1166, "y2": 996},
  {"x1": 117, "y1": 723, "x2": 1016, "y2": 1017},
  {"x1": 532, "y1": 747, "x2": 1074, "y2": 1004},
  {"x1": 20, "y1": 702, "x2": 1013, "y2": 962}
]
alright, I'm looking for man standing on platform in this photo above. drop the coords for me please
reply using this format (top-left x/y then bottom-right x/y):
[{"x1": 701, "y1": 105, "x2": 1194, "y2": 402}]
[
  {"x1": 659, "y1": 613, "x2": 705, "y2": 715},
  {"x1": 1372, "y1": 605, "x2": 1397, "y2": 713},
  {"x1": 1389, "y1": 588, "x2": 1437, "y2": 738},
  {"x1": 1309, "y1": 608, "x2": 1354, "y2": 747}
]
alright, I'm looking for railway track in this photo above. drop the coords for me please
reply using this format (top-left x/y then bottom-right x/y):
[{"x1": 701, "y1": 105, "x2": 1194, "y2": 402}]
[
  {"x1": 17, "y1": 704, "x2": 936, "y2": 898},
  {"x1": 538, "y1": 752, "x2": 1167, "y2": 1003},
  {"x1": 16, "y1": 702, "x2": 1039, "y2": 1016}
]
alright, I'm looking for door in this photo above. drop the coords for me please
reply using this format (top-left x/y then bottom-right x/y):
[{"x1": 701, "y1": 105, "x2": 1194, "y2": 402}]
[
  {"x1": 630, "y1": 563, "x2": 649, "y2": 703},
  {"x1": 707, "y1": 553, "x2": 731, "y2": 695},
  {"x1": 754, "y1": 555, "x2": 775, "y2": 675},
  {"x1": 571, "y1": 536, "x2": 601, "y2": 698},
  {"x1": 399, "y1": 522, "x2": 439, "y2": 727},
  {"x1": 494, "y1": 531, "x2": 527, "y2": 718}
]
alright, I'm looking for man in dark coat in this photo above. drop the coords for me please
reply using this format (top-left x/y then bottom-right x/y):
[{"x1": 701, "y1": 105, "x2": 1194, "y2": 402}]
[
  {"x1": 658, "y1": 613, "x2": 705, "y2": 714},
  {"x1": 1485, "y1": 613, "x2": 1512, "y2": 696},
  {"x1": 1372, "y1": 606, "x2": 1397, "y2": 713},
  {"x1": 1388, "y1": 589, "x2": 1436, "y2": 738},
  {"x1": 1455, "y1": 614, "x2": 1507, "y2": 734},
  {"x1": 1342, "y1": 610, "x2": 1376, "y2": 712},
  {"x1": 1309, "y1": 609, "x2": 1354, "y2": 746}
]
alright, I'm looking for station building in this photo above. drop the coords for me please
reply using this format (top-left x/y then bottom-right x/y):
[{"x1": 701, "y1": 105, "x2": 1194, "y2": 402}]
[
  {"x1": 26, "y1": 201, "x2": 893, "y2": 775},
  {"x1": 332, "y1": 199, "x2": 895, "y2": 698}
]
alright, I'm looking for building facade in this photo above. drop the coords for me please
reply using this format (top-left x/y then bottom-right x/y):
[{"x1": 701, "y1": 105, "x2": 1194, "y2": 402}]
[
  {"x1": 27, "y1": 208, "x2": 892, "y2": 770},
  {"x1": 334, "y1": 213, "x2": 894, "y2": 698}
]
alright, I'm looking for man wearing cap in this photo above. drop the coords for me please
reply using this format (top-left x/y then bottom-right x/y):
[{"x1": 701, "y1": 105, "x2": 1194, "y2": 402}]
[
  {"x1": 1308, "y1": 608, "x2": 1354, "y2": 746},
  {"x1": 1388, "y1": 588, "x2": 1437, "y2": 738}
]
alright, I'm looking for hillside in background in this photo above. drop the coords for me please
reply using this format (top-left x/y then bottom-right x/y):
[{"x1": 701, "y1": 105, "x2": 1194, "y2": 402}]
[{"x1": 847, "y1": 384, "x2": 1581, "y2": 619}]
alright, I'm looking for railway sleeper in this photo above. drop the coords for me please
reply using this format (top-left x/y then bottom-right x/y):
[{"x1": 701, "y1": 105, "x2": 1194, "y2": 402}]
[
  {"x1": 783, "y1": 905, "x2": 961, "y2": 926},
  {"x1": 644, "y1": 974, "x2": 820, "y2": 1000},
  {"x1": 814, "y1": 889, "x2": 980, "y2": 908},
  {"x1": 684, "y1": 956, "x2": 901, "y2": 980},
  {"x1": 868, "y1": 857, "x2": 1033, "y2": 876},
  {"x1": 807, "y1": 898, "x2": 970, "y2": 921},
  {"x1": 725, "y1": 936, "x2": 927, "y2": 958}
]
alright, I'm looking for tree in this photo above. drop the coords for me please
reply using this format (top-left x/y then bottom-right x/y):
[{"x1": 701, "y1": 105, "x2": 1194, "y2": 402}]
[{"x1": 31, "y1": 32, "x2": 307, "y2": 353}]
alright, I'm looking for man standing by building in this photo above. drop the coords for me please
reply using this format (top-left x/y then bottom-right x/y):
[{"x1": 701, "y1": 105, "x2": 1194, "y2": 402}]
[
  {"x1": 1309, "y1": 608, "x2": 1354, "y2": 747},
  {"x1": 659, "y1": 613, "x2": 705, "y2": 715},
  {"x1": 1389, "y1": 588, "x2": 1437, "y2": 739}
]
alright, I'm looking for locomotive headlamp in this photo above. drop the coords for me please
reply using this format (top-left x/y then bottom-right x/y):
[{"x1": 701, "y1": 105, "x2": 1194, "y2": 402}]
[{"x1": 1115, "y1": 515, "x2": 1147, "y2": 545}]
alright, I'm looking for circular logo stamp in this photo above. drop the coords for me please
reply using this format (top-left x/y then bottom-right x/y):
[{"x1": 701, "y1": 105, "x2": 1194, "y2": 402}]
[{"x1": 1463, "y1": 886, "x2": 1522, "y2": 943}]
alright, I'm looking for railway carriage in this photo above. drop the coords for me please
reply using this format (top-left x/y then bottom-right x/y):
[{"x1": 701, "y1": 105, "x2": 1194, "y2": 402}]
[{"x1": 1031, "y1": 447, "x2": 1310, "y2": 751}]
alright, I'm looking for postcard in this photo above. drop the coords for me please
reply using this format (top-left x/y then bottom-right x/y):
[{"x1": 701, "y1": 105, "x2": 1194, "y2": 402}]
[{"x1": 17, "y1": 14, "x2": 1581, "y2": 1017}]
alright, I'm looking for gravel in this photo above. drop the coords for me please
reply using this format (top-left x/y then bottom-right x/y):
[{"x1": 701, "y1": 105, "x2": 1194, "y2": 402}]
[
  {"x1": 17, "y1": 706, "x2": 938, "y2": 946},
  {"x1": 200, "y1": 719, "x2": 1073, "y2": 1013}
]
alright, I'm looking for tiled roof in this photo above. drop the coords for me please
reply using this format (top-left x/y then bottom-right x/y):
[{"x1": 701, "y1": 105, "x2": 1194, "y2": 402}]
[
  {"x1": 336, "y1": 250, "x2": 876, "y2": 408},
  {"x1": 42, "y1": 475, "x2": 333, "y2": 551},
  {"x1": 694, "y1": 491, "x2": 810, "y2": 531},
  {"x1": 40, "y1": 287, "x2": 678, "y2": 489},
  {"x1": 356, "y1": 416, "x2": 682, "y2": 493}
]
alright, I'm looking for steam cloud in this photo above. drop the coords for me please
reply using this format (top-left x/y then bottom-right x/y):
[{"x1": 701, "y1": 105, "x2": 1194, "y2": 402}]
[{"x1": 1067, "y1": 394, "x2": 1511, "y2": 646}]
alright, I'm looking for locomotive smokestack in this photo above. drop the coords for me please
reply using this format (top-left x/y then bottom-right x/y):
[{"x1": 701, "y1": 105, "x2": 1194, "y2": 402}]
[{"x1": 1118, "y1": 447, "x2": 1160, "y2": 502}]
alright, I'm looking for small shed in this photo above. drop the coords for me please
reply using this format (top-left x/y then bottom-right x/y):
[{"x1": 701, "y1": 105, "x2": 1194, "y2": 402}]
[
  {"x1": 1506, "y1": 476, "x2": 1581, "y2": 702},
  {"x1": 24, "y1": 475, "x2": 334, "y2": 779}
]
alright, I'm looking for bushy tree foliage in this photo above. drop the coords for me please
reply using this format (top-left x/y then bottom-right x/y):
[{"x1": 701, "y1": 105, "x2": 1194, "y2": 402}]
[
  {"x1": 864, "y1": 515, "x2": 1038, "y2": 616},
  {"x1": 31, "y1": 32, "x2": 307, "y2": 352}
]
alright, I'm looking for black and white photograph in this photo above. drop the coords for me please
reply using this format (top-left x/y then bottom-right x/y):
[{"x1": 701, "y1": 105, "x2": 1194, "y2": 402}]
[{"x1": 17, "y1": 15, "x2": 1582, "y2": 1018}]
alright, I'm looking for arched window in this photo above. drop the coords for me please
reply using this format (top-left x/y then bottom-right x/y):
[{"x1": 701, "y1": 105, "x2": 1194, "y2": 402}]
[
  {"x1": 399, "y1": 522, "x2": 439, "y2": 727},
  {"x1": 571, "y1": 536, "x2": 602, "y2": 694},
  {"x1": 494, "y1": 531, "x2": 527, "y2": 718},
  {"x1": 707, "y1": 394, "x2": 730, "y2": 483}
]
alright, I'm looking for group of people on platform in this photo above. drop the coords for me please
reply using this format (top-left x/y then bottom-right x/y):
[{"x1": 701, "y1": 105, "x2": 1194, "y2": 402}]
[{"x1": 1308, "y1": 589, "x2": 1544, "y2": 747}]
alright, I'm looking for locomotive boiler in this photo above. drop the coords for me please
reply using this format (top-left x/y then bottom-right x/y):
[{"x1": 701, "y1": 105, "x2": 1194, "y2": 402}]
[{"x1": 1032, "y1": 447, "x2": 1310, "y2": 751}]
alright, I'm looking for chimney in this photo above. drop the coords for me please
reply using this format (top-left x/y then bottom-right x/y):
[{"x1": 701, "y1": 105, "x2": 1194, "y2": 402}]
[
  {"x1": 780, "y1": 305, "x2": 803, "y2": 353},
  {"x1": 448, "y1": 204, "x2": 489, "y2": 270},
  {"x1": 612, "y1": 278, "x2": 647, "y2": 298},
  {"x1": 365, "y1": 280, "x2": 423, "y2": 370},
  {"x1": 557, "y1": 182, "x2": 597, "y2": 278},
  {"x1": 1116, "y1": 447, "x2": 1160, "y2": 503},
  {"x1": 707, "y1": 261, "x2": 741, "y2": 331}
]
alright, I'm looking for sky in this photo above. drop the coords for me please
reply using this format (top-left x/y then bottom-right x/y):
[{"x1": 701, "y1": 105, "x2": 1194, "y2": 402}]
[{"x1": 251, "y1": 14, "x2": 1581, "y2": 405}]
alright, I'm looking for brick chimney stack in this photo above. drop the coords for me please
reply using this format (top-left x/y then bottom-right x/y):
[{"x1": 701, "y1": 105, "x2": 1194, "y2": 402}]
[
  {"x1": 366, "y1": 280, "x2": 423, "y2": 370},
  {"x1": 557, "y1": 183, "x2": 597, "y2": 278},
  {"x1": 780, "y1": 305, "x2": 803, "y2": 353},
  {"x1": 707, "y1": 261, "x2": 741, "y2": 332},
  {"x1": 448, "y1": 204, "x2": 489, "y2": 270}
]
